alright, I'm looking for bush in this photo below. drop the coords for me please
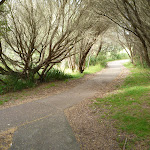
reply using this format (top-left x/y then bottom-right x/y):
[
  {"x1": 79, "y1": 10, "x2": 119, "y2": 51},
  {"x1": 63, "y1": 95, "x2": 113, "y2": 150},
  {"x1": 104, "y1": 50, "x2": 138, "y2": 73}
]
[
  {"x1": 0, "y1": 74, "x2": 35, "y2": 94},
  {"x1": 0, "y1": 68, "x2": 73, "y2": 94},
  {"x1": 89, "y1": 54, "x2": 107, "y2": 67},
  {"x1": 44, "y1": 68, "x2": 72, "y2": 82},
  {"x1": 107, "y1": 53, "x2": 129, "y2": 61}
]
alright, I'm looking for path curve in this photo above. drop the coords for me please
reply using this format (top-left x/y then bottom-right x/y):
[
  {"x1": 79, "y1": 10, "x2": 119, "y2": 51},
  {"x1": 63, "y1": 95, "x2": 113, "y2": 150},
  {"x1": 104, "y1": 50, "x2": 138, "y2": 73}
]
[{"x1": 0, "y1": 60, "x2": 129, "y2": 150}]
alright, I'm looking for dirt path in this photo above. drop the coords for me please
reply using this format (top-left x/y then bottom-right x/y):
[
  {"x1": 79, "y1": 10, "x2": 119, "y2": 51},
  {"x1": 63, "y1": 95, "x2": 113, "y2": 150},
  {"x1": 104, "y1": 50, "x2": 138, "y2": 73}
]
[
  {"x1": 65, "y1": 67, "x2": 130, "y2": 150},
  {"x1": 0, "y1": 60, "x2": 129, "y2": 150}
]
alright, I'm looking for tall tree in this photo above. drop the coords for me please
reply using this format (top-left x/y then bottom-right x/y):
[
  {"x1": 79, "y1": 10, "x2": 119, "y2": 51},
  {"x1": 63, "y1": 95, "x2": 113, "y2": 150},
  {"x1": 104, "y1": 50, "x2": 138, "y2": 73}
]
[
  {"x1": 90, "y1": 0, "x2": 150, "y2": 67},
  {"x1": 0, "y1": 0, "x2": 86, "y2": 81}
]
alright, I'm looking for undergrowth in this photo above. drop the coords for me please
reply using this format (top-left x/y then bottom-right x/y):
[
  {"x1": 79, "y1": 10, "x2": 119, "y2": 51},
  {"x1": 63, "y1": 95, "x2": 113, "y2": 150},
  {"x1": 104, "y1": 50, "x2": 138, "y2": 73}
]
[
  {"x1": 0, "y1": 75, "x2": 35, "y2": 95},
  {"x1": 0, "y1": 69, "x2": 72, "y2": 96},
  {"x1": 45, "y1": 68, "x2": 72, "y2": 82}
]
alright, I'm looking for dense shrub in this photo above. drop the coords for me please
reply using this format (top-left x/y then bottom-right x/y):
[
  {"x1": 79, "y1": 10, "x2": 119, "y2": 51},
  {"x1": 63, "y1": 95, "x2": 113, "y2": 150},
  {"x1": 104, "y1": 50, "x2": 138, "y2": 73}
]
[
  {"x1": 0, "y1": 68, "x2": 73, "y2": 94},
  {"x1": 107, "y1": 53, "x2": 129, "y2": 61},
  {"x1": 44, "y1": 68, "x2": 72, "y2": 82},
  {"x1": 0, "y1": 75, "x2": 35, "y2": 94},
  {"x1": 89, "y1": 54, "x2": 107, "y2": 67}
]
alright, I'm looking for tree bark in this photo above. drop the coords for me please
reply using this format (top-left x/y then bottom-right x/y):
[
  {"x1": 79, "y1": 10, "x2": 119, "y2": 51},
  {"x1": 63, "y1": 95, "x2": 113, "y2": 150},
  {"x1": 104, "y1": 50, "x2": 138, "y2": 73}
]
[{"x1": 79, "y1": 44, "x2": 93, "y2": 73}]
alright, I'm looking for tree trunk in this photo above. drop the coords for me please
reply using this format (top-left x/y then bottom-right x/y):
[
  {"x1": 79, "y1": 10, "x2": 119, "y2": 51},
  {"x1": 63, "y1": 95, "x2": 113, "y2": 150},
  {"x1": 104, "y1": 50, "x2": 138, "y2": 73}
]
[
  {"x1": 136, "y1": 32, "x2": 150, "y2": 67},
  {"x1": 79, "y1": 44, "x2": 93, "y2": 73},
  {"x1": 141, "y1": 42, "x2": 150, "y2": 67}
]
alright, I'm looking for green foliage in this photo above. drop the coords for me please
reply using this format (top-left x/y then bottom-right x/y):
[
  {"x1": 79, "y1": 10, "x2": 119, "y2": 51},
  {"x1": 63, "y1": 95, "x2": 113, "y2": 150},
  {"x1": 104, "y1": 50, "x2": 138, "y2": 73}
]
[
  {"x1": 103, "y1": 45, "x2": 129, "y2": 61},
  {"x1": 0, "y1": 61, "x2": 104, "y2": 101},
  {"x1": 107, "y1": 52, "x2": 129, "y2": 61},
  {"x1": 94, "y1": 64, "x2": 150, "y2": 148},
  {"x1": 45, "y1": 83, "x2": 56, "y2": 89},
  {"x1": 0, "y1": 68, "x2": 74, "y2": 95},
  {"x1": 133, "y1": 57, "x2": 150, "y2": 68},
  {"x1": 0, "y1": 98, "x2": 8, "y2": 105},
  {"x1": 44, "y1": 68, "x2": 72, "y2": 82},
  {"x1": 89, "y1": 54, "x2": 107, "y2": 67},
  {"x1": 89, "y1": 51, "x2": 128, "y2": 69},
  {"x1": 0, "y1": 74, "x2": 35, "y2": 94}
]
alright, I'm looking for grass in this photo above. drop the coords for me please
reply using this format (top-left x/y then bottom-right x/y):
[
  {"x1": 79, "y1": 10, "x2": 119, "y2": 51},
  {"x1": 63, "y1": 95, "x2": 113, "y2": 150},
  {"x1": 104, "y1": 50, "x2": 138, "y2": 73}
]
[
  {"x1": 0, "y1": 99, "x2": 9, "y2": 105},
  {"x1": 94, "y1": 62, "x2": 150, "y2": 149},
  {"x1": 71, "y1": 64, "x2": 104, "y2": 79},
  {"x1": 84, "y1": 64, "x2": 104, "y2": 74},
  {"x1": 44, "y1": 83, "x2": 56, "y2": 89}
]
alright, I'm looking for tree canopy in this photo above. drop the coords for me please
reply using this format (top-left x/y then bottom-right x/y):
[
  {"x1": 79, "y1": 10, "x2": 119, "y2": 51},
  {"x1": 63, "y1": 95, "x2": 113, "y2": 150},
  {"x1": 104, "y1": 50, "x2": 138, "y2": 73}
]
[{"x1": 0, "y1": 0, "x2": 150, "y2": 84}]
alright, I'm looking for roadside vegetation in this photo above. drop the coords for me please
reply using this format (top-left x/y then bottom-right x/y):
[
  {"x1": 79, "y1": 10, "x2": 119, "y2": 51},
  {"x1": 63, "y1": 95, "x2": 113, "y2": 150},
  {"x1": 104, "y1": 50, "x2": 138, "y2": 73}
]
[
  {"x1": 0, "y1": 49, "x2": 127, "y2": 96},
  {"x1": 0, "y1": 1, "x2": 149, "y2": 95},
  {"x1": 94, "y1": 62, "x2": 150, "y2": 149},
  {"x1": 0, "y1": 58, "x2": 107, "y2": 105}
]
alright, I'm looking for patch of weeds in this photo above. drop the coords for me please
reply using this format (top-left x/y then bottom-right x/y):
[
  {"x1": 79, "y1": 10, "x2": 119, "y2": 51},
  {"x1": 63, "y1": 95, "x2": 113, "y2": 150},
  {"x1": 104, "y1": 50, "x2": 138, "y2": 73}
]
[
  {"x1": 0, "y1": 99, "x2": 9, "y2": 105},
  {"x1": 45, "y1": 83, "x2": 56, "y2": 89},
  {"x1": 100, "y1": 115, "x2": 106, "y2": 119},
  {"x1": 116, "y1": 85, "x2": 120, "y2": 88},
  {"x1": 117, "y1": 136, "x2": 136, "y2": 150},
  {"x1": 94, "y1": 63, "x2": 150, "y2": 149},
  {"x1": 64, "y1": 79, "x2": 69, "y2": 83}
]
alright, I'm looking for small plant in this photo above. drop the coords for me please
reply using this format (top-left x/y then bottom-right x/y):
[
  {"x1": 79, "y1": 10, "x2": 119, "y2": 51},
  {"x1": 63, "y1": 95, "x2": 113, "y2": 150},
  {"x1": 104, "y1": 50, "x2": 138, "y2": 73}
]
[
  {"x1": 45, "y1": 68, "x2": 72, "y2": 82},
  {"x1": 0, "y1": 99, "x2": 9, "y2": 105},
  {"x1": 45, "y1": 83, "x2": 56, "y2": 89}
]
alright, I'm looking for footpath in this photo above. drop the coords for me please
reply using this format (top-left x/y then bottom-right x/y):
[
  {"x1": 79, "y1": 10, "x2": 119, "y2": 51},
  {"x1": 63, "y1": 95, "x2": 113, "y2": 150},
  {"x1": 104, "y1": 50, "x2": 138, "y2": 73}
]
[{"x1": 0, "y1": 60, "x2": 128, "y2": 150}]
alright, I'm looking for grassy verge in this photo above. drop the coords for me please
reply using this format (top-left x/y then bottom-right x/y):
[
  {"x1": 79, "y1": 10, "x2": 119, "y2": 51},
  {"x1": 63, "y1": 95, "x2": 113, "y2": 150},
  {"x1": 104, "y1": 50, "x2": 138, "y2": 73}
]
[
  {"x1": 71, "y1": 64, "x2": 104, "y2": 79},
  {"x1": 94, "y1": 63, "x2": 150, "y2": 149}
]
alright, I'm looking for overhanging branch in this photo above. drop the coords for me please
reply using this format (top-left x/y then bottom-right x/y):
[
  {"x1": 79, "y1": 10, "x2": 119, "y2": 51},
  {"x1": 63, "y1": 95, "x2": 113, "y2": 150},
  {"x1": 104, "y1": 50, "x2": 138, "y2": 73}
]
[{"x1": 94, "y1": 10, "x2": 138, "y2": 37}]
